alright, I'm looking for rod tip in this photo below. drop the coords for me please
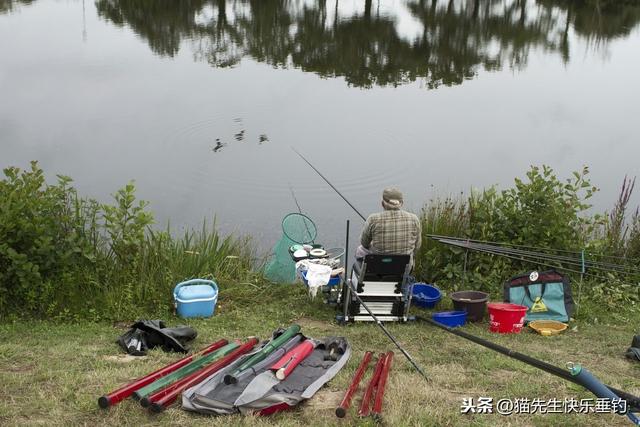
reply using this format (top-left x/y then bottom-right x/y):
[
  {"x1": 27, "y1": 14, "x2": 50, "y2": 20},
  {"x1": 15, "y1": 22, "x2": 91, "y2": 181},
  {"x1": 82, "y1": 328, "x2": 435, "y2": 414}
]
[
  {"x1": 140, "y1": 397, "x2": 151, "y2": 408},
  {"x1": 97, "y1": 396, "x2": 110, "y2": 409},
  {"x1": 223, "y1": 375, "x2": 237, "y2": 385},
  {"x1": 335, "y1": 407, "x2": 346, "y2": 418}
]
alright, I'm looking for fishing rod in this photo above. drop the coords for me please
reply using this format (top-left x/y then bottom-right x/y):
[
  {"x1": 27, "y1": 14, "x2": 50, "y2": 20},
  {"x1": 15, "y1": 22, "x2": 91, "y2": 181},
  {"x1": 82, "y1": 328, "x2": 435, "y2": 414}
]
[
  {"x1": 291, "y1": 147, "x2": 367, "y2": 221},
  {"x1": 346, "y1": 280, "x2": 429, "y2": 382},
  {"x1": 291, "y1": 149, "x2": 429, "y2": 380},
  {"x1": 428, "y1": 234, "x2": 639, "y2": 262},
  {"x1": 417, "y1": 316, "x2": 640, "y2": 413},
  {"x1": 288, "y1": 182, "x2": 305, "y2": 215},
  {"x1": 432, "y1": 237, "x2": 639, "y2": 280},
  {"x1": 430, "y1": 235, "x2": 640, "y2": 274}
]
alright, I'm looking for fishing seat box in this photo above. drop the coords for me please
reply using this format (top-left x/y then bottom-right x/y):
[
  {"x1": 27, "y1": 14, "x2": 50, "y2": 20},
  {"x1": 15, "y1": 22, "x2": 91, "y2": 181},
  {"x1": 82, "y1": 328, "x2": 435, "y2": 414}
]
[
  {"x1": 341, "y1": 254, "x2": 412, "y2": 322},
  {"x1": 173, "y1": 279, "x2": 218, "y2": 318}
]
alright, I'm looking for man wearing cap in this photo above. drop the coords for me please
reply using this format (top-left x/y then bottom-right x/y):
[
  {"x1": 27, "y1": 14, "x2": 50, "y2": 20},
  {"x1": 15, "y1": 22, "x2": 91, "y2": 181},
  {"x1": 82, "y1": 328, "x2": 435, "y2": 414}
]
[{"x1": 356, "y1": 187, "x2": 422, "y2": 268}]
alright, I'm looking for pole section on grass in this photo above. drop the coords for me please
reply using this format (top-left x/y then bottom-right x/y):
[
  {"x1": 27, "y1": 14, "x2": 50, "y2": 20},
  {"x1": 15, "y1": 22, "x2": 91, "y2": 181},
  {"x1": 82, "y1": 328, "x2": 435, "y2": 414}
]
[
  {"x1": 148, "y1": 338, "x2": 259, "y2": 412},
  {"x1": 372, "y1": 351, "x2": 394, "y2": 419},
  {"x1": 358, "y1": 353, "x2": 385, "y2": 417},
  {"x1": 135, "y1": 341, "x2": 240, "y2": 404},
  {"x1": 223, "y1": 324, "x2": 301, "y2": 384},
  {"x1": 97, "y1": 338, "x2": 228, "y2": 408},
  {"x1": 336, "y1": 351, "x2": 373, "y2": 418}
]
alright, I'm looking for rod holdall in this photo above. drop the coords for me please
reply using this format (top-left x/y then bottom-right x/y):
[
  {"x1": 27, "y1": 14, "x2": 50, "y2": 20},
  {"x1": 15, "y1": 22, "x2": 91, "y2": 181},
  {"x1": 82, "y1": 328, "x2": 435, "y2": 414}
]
[{"x1": 503, "y1": 270, "x2": 574, "y2": 323}]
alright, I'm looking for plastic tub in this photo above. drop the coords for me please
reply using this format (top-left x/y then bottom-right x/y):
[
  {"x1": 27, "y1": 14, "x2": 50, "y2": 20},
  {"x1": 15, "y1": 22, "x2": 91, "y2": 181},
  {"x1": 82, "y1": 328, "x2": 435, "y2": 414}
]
[
  {"x1": 173, "y1": 279, "x2": 218, "y2": 318},
  {"x1": 432, "y1": 311, "x2": 467, "y2": 328},
  {"x1": 488, "y1": 303, "x2": 528, "y2": 333},
  {"x1": 412, "y1": 283, "x2": 442, "y2": 309},
  {"x1": 450, "y1": 290, "x2": 489, "y2": 322},
  {"x1": 528, "y1": 320, "x2": 568, "y2": 336}
]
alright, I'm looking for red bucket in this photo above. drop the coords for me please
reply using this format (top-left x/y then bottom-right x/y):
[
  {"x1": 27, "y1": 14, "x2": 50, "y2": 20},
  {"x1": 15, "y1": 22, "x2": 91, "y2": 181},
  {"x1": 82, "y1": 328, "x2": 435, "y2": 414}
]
[{"x1": 488, "y1": 303, "x2": 528, "y2": 334}]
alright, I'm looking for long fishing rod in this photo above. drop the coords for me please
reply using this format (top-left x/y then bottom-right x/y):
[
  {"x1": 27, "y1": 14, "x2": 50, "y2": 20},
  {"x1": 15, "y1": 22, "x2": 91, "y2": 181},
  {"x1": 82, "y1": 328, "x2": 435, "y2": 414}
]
[
  {"x1": 446, "y1": 240, "x2": 618, "y2": 274},
  {"x1": 288, "y1": 182, "x2": 305, "y2": 215},
  {"x1": 432, "y1": 237, "x2": 638, "y2": 280},
  {"x1": 416, "y1": 316, "x2": 640, "y2": 413},
  {"x1": 433, "y1": 237, "x2": 620, "y2": 281},
  {"x1": 430, "y1": 235, "x2": 640, "y2": 274},
  {"x1": 288, "y1": 182, "x2": 314, "y2": 242},
  {"x1": 347, "y1": 280, "x2": 430, "y2": 382},
  {"x1": 427, "y1": 234, "x2": 637, "y2": 262},
  {"x1": 292, "y1": 148, "x2": 429, "y2": 380},
  {"x1": 291, "y1": 147, "x2": 367, "y2": 221}
]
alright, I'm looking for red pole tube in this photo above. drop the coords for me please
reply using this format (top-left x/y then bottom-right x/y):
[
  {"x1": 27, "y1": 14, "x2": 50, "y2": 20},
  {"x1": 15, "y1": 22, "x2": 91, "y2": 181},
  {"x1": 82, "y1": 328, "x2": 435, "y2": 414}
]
[
  {"x1": 335, "y1": 351, "x2": 373, "y2": 418},
  {"x1": 145, "y1": 339, "x2": 251, "y2": 407},
  {"x1": 271, "y1": 339, "x2": 316, "y2": 380},
  {"x1": 372, "y1": 351, "x2": 394, "y2": 417},
  {"x1": 149, "y1": 337, "x2": 259, "y2": 412},
  {"x1": 358, "y1": 353, "x2": 386, "y2": 417},
  {"x1": 98, "y1": 338, "x2": 228, "y2": 408}
]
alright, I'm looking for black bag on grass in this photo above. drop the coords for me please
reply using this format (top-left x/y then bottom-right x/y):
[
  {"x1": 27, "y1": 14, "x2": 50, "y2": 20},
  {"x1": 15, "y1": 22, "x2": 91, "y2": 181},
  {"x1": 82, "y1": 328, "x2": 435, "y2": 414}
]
[
  {"x1": 503, "y1": 270, "x2": 574, "y2": 323},
  {"x1": 626, "y1": 335, "x2": 640, "y2": 362},
  {"x1": 117, "y1": 319, "x2": 197, "y2": 356}
]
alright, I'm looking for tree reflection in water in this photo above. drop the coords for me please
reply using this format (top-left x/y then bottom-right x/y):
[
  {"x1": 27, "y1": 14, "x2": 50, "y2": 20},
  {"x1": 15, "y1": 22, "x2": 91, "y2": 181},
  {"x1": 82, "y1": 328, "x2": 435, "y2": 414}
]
[{"x1": 5, "y1": 0, "x2": 640, "y2": 88}]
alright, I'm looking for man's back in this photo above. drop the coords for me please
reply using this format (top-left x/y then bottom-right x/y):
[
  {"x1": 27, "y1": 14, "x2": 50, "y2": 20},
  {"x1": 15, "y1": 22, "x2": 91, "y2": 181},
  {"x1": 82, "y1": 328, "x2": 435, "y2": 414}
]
[{"x1": 361, "y1": 209, "x2": 422, "y2": 256}]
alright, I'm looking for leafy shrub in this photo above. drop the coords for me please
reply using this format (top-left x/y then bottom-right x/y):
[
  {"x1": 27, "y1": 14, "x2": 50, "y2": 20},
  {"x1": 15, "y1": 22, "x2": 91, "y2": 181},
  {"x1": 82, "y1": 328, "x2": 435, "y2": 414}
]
[
  {"x1": 0, "y1": 162, "x2": 253, "y2": 320},
  {"x1": 0, "y1": 162, "x2": 99, "y2": 314},
  {"x1": 416, "y1": 165, "x2": 601, "y2": 293}
]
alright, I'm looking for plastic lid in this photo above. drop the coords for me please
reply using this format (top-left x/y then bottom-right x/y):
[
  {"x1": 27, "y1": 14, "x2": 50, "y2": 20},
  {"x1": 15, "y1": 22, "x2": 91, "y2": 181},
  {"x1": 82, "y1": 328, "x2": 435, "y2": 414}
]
[{"x1": 176, "y1": 284, "x2": 217, "y2": 300}]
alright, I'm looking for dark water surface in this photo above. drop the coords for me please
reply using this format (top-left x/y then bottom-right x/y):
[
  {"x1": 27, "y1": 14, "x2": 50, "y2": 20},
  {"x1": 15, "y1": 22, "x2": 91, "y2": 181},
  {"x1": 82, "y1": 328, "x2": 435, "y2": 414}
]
[{"x1": 2, "y1": 0, "x2": 640, "y2": 251}]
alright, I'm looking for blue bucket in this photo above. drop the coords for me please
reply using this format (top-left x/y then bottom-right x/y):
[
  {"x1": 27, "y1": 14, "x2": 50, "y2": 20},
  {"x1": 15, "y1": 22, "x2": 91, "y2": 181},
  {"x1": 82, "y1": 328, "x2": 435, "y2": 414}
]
[
  {"x1": 412, "y1": 283, "x2": 442, "y2": 309},
  {"x1": 432, "y1": 311, "x2": 467, "y2": 328}
]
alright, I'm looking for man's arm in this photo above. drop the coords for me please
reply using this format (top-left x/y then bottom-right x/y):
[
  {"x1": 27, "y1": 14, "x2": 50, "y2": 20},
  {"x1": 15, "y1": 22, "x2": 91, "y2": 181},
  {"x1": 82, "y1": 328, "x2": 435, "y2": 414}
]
[
  {"x1": 413, "y1": 216, "x2": 422, "y2": 256},
  {"x1": 361, "y1": 217, "x2": 373, "y2": 249}
]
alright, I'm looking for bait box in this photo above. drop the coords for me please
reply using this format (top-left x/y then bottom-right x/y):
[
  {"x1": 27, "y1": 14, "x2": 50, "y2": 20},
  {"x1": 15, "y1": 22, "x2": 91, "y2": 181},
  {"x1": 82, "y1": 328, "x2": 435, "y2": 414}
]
[{"x1": 174, "y1": 279, "x2": 218, "y2": 318}]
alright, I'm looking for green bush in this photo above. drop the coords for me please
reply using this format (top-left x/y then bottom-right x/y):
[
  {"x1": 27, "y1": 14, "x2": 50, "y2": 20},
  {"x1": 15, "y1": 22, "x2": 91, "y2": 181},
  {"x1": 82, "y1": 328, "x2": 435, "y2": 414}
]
[
  {"x1": 415, "y1": 165, "x2": 602, "y2": 293},
  {"x1": 0, "y1": 162, "x2": 98, "y2": 315},
  {"x1": 0, "y1": 162, "x2": 254, "y2": 320}
]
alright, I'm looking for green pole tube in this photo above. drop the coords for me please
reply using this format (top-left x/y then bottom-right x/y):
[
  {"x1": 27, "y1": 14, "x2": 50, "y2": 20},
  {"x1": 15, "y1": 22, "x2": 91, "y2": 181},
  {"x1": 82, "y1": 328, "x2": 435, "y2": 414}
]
[
  {"x1": 231, "y1": 325, "x2": 301, "y2": 375},
  {"x1": 133, "y1": 341, "x2": 240, "y2": 401}
]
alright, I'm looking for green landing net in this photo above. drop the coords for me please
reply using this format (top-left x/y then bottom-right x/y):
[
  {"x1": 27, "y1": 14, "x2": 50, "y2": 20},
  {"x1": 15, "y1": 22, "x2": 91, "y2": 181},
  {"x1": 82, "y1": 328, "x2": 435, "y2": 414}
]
[{"x1": 264, "y1": 213, "x2": 317, "y2": 283}]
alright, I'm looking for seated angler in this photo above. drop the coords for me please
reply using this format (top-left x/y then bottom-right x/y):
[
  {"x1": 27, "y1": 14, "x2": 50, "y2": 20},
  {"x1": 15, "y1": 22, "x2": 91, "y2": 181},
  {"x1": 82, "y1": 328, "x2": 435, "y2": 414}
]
[{"x1": 355, "y1": 187, "x2": 422, "y2": 270}]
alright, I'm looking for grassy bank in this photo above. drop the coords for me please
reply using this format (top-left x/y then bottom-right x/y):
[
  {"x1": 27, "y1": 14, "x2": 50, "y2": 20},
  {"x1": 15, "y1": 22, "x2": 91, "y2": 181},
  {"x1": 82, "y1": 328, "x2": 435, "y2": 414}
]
[
  {"x1": 1, "y1": 162, "x2": 640, "y2": 426},
  {"x1": 1, "y1": 284, "x2": 639, "y2": 426}
]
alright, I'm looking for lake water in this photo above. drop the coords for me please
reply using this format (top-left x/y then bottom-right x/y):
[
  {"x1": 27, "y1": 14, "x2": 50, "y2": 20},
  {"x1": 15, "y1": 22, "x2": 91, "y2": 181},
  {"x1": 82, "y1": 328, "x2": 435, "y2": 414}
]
[{"x1": 2, "y1": 0, "x2": 640, "y2": 252}]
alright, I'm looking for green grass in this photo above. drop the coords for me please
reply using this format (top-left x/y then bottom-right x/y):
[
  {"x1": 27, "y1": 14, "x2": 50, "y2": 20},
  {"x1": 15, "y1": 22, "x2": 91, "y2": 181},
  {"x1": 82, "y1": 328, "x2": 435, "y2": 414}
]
[{"x1": 1, "y1": 283, "x2": 639, "y2": 426}]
